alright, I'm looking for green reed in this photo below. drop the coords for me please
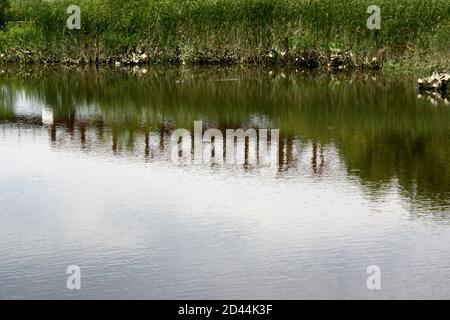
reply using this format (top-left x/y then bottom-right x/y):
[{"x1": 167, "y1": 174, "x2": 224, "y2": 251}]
[{"x1": 1, "y1": 0, "x2": 449, "y2": 65}]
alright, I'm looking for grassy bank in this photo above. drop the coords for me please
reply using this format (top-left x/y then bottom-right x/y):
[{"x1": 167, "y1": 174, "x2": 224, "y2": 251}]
[{"x1": 0, "y1": 0, "x2": 449, "y2": 71}]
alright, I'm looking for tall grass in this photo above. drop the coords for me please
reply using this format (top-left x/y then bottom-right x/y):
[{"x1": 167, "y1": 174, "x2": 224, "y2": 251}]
[
  {"x1": 1, "y1": 0, "x2": 449, "y2": 65},
  {"x1": 0, "y1": 0, "x2": 10, "y2": 29}
]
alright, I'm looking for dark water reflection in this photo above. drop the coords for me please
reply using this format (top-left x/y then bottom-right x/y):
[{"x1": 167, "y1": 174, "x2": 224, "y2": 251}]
[
  {"x1": 3, "y1": 66, "x2": 450, "y2": 211},
  {"x1": 1, "y1": 66, "x2": 450, "y2": 299}
]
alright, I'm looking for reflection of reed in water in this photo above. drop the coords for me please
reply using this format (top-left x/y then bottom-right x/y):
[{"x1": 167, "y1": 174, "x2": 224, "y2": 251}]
[
  {"x1": 8, "y1": 109, "x2": 327, "y2": 174},
  {"x1": 4, "y1": 110, "x2": 450, "y2": 212},
  {"x1": 47, "y1": 120, "x2": 333, "y2": 178},
  {"x1": 45, "y1": 117, "x2": 296, "y2": 169},
  {"x1": 3, "y1": 68, "x2": 450, "y2": 210},
  {"x1": 311, "y1": 142, "x2": 325, "y2": 174}
]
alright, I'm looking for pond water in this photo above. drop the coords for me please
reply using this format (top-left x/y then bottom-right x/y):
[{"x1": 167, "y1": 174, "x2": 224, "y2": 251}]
[{"x1": 1, "y1": 66, "x2": 450, "y2": 299}]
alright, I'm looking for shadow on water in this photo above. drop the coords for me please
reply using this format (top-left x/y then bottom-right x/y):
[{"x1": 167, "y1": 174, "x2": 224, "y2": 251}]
[{"x1": 1, "y1": 65, "x2": 450, "y2": 213}]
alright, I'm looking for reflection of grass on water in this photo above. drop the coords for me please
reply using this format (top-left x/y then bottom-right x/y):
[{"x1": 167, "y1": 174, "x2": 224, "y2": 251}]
[
  {"x1": 0, "y1": 0, "x2": 449, "y2": 71},
  {"x1": 0, "y1": 82, "x2": 15, "y2": 120},
  {"x1": 1, "y1": 67, "x2": 450, "y2": 210}
]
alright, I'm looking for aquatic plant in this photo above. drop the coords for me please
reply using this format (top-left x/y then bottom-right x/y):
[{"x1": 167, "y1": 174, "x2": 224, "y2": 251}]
[{"x1": 0, "y1": 0, "x2": 449, "y2": 68}]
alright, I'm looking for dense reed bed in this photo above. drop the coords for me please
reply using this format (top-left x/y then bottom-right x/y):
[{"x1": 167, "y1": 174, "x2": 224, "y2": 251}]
[{"x1": 0, "y1": 0, "x2": 449, "y2": 70}]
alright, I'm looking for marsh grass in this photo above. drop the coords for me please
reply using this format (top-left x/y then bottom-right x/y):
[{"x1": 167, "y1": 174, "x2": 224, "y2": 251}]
[{"x1": 0, "y1": 0, "x2": 449, "y2": 67}]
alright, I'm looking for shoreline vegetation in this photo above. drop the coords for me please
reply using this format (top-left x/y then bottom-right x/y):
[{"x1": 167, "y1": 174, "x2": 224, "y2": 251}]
[{"x1": 0, "y1": 0, "x2": 449, "y2": 74}]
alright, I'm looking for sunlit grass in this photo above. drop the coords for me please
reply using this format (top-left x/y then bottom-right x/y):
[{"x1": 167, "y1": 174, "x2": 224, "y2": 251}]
[{"x1": 1, "y1": 0, "x2": 449, "y2": 66}]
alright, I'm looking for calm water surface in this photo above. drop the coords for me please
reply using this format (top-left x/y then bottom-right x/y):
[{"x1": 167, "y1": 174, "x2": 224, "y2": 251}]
[{"x1": 1, "y1": 67, "x2": 450, "y2": 299}]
